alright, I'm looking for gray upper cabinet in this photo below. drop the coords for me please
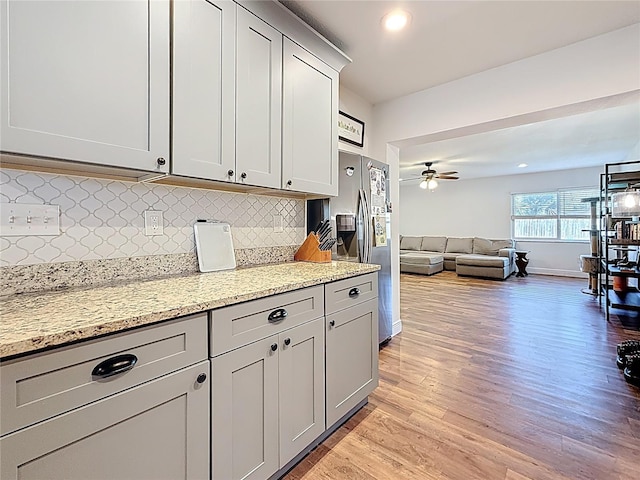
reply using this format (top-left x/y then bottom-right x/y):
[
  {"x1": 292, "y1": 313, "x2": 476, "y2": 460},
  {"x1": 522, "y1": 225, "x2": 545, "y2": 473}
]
[
  {"x1": 235, "y1": 6, "x2": 283, "y2": 189},
  {"x1": 282, "y1": 38, "x2": 339, "y2": 197},
  {"x1": 172, "y1": 0, "x2": 236, "y2": 181},
  {"x1": 0, "y1": 0, "x2": 170, "y2": 174}
]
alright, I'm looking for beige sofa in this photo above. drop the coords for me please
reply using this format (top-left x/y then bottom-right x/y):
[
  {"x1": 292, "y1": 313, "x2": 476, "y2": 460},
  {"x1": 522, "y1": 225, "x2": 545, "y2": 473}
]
[{"x1": 399, "y1": 236, "x2": 516, "y2": 280}]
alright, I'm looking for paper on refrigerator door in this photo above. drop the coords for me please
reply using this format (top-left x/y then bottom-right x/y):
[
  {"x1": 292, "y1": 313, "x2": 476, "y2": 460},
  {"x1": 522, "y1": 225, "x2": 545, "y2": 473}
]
[
  {"x1": 372, "y1": 215, "x2": 387, "y2": 246},
  {"x1": 369, "y1": 167, "x2": 387, "y2": 214}
]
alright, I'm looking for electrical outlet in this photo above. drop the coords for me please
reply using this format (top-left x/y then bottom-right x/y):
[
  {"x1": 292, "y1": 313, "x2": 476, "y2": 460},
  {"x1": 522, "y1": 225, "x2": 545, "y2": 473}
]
[
  {"x1": 144, "y1": 210, "x2": 164, "y2": 236},
  {"x1": 273, "y1": 214, "x2": 284, "y2": 233}
]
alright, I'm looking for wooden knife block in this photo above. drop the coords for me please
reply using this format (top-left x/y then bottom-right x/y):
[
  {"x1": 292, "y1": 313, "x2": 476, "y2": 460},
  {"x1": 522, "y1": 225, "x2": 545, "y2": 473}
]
[{"x1": 294, "y1": 233, "x2": 331, "y2": 263}]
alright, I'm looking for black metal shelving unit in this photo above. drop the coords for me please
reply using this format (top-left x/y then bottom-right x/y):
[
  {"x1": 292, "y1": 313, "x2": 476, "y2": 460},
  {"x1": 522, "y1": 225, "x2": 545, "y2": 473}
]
[{"x1": 599, "y1": 160, "x2": 640, "y2": 326}]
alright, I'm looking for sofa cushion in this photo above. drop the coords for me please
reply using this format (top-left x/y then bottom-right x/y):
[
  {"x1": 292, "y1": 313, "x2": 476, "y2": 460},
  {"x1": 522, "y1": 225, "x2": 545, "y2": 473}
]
[
  {"x1": 401, "y1": 252, "x2": 444, "y2": 266},
  {"x1": 400, "y1": 236, "x2": 422, "y2": 251},
  {"x1": 473, "y1": 237, "x2": 514, "y2": 256},
  {"x1": 420, "y1": 236, "x2": 447, "y2": 253},
  {"x1": 445, "y1": 237, "x2": 473, "y2": 254},
  {"x1": 456, "y1": 254, "x2": 508, "y2": 268}
]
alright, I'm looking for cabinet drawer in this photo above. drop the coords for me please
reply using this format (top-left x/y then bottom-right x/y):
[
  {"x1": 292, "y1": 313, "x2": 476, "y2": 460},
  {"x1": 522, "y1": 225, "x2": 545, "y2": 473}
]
[
  {"x1": 210, "y1": 285, "x2": 324, "y2": 356},
  {"x1": 0, "y1": 313, "x2": 208, "y2": 436},
  {"x1": 325, "y1": 272, "x2": 378, "y2": 315}
]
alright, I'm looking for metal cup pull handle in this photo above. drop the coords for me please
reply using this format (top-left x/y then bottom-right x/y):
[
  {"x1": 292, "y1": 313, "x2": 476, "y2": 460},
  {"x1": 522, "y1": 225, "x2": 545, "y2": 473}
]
[
  {"x1": 268, "y1": 308, "x2": 288, "y2": 322},
  {"x1": 92, "y1": 354, "x2": 138, "y2": 378}
]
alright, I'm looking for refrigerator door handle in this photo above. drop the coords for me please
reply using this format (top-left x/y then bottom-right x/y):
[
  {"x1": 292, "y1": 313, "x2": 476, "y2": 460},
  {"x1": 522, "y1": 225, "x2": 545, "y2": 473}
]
[
  {"x1": 357, "y1": 189, "x2": 367, "y2": 263},
  {"x1": 361, "y1": 188, "x2": 372, "y2": 263}
]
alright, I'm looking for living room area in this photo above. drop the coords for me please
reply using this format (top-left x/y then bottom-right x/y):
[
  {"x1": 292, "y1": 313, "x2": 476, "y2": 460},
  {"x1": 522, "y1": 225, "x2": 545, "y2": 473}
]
[{"x1": 283, "y1": 4, "x2": 640, "y2": 478}]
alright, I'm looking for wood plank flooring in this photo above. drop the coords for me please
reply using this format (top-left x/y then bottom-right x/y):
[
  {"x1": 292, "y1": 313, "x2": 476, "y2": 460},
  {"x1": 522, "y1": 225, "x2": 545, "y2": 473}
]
[{"x1": 285, "y1": 272, "x2": 640, "y2": 480}]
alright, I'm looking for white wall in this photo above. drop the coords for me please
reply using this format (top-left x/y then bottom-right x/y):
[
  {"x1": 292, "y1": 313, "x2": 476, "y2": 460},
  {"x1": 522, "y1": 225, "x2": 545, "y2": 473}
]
[
  {"x1": 400, "y1": 166, "x2": 602, "y2": 276},
  {"x1": 338, "y1": 85, "x2": 375, "y2": 157},
  {"x1": 371, "y1": 24, "x2": 640, "y2": 160},
  {"x1": 366, "y1": 24, "x2": 638, "y2": 329}
]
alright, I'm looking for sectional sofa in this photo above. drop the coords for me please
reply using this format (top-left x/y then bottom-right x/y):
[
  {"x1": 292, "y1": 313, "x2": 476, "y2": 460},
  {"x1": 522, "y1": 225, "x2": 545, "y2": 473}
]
[{"x1": 399, "y1": 236, "x2": 517, "y2": 280}]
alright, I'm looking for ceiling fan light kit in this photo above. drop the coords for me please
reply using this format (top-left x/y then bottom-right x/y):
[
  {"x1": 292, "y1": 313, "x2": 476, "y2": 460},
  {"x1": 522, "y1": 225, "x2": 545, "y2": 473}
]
[{"x1": 411, "y1": 162, "x2": 458, "y2": 190}]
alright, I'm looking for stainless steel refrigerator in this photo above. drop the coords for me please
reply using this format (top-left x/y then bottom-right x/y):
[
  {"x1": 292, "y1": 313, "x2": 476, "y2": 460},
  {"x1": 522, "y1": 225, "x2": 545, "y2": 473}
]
[{"x1": 330, "y1": 152, "x2": 393, "y2": 344}]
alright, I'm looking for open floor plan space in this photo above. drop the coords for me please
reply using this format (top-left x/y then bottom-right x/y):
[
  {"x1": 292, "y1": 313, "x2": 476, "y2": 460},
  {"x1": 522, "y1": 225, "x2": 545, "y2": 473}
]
[{"x1": 286, "y1": 272, "x2": 640, "y2": 480}]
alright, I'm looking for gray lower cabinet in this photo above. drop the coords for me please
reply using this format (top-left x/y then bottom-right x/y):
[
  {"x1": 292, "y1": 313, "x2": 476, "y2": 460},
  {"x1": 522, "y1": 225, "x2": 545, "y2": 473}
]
[
  {"x1": 325, "y1": 298, "x2": 379, "y2": 428},
  {"x1": 211, "y1": 317, "x2": 325, "y2": 480},
  {"x1": 0, "y1": 361, "x2": 210, "y2": 480},
  {"x1": 278, "y1": 317, "x2": 325, "y2": 466}
]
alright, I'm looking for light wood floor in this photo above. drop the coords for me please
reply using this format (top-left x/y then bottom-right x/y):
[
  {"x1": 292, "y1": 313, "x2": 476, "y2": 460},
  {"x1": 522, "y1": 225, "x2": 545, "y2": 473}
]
[{"x1": 285, "y1": 272, "x2": 640, "y2": 480}]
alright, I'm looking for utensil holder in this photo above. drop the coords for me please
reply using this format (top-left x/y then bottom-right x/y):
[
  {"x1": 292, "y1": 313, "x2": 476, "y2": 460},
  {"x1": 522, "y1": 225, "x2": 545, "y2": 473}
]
[{"x1": 294, "y1": 233, "x2": 331, "y2": 263}]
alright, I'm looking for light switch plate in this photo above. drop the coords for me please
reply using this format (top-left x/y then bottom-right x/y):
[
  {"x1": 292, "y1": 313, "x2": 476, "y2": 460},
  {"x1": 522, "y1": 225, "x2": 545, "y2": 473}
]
[
  {"x1": 144, "y1": 210, "x2": 164, "y2": 236},
  {"x1": 0, "y1": 203, "x2": 60, "y2": 236},
  {"x1": 273, "y1": 214, "x2": 283, "y2": 232}
]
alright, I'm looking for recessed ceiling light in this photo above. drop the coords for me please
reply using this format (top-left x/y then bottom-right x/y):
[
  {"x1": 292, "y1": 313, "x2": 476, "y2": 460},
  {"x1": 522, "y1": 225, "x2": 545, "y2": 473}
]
[
  {"x1": 518, "y1": 163, "x2": 528, "y2": 168},
  {"x1": 382, "y1": 10, "x2": 411, "y2": 31}
]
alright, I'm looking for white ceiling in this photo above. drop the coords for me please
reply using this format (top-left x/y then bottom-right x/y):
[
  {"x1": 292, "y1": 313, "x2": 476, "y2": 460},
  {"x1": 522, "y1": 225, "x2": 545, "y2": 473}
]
[
  {"x1": 282, "y1": 1, "x2": 640, "y2": 181},
  {"x1": 400, "y1": 101, "x2": 640, "y2": 181}
]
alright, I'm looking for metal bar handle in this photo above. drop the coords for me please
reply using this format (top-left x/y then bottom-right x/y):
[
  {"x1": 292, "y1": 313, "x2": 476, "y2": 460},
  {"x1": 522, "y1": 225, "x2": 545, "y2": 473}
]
[
  {"x1": 268, "y1": 308, "x2": 288, "y2": 322},
  {"x1": 91, "y1": 354, "x2": 138, "y2": 378}
]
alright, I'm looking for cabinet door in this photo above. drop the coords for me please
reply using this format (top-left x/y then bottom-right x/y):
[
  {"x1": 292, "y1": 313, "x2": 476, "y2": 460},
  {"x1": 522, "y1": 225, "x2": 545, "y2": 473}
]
[
  {"x1": 278, "y1": 318, "x2": 325, "y2": 466},
  {"x1": 0, "y1": 362, "x2": 210, "y2": 480},
  {"x1": 282, "y1": 39, "x2": 339, "y2": 196},
  {"x1": 236, "y1": 6, "x2": 282, "y2": 189},
  {"x1": 212, "y1": 336, "x2": 279, "y2": 480},
  {"x1": 172, "y1": 0, "x2": 235, "y2": 181},
  {"x1": 0, "y1": 0, "x2": 169, "y2": 173},
  {"x1": 326, "y1": 298, "x2": 379, "y2": 427}
]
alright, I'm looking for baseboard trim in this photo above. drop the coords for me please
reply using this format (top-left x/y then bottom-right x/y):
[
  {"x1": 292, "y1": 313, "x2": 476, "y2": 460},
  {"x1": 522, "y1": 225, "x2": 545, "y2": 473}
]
[
  {"x1": 392, "y1": 319, "x2": 402, "y2": 336},
  {"x1": 526, "y1": 267, "x2": 587, "y2": 278}
]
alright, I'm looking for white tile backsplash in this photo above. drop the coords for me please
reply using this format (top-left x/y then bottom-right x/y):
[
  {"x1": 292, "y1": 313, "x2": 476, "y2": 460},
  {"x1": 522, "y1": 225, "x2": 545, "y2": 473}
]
[{"x1": 0, "y1": 169, "x2": 305, "y2": 267}]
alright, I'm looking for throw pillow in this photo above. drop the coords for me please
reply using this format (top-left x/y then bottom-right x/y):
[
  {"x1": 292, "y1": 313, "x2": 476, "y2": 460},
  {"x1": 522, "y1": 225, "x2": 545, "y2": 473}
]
[
  {"x1": 473, "y1": 238, "x2": 514, "y2": 255},
  {"x1": 473, "y1": 237, "x2": 499, "y2": 255},
  {"x1": 400, "y1": 236, "x2": 422, "y2": 250},
  {"x1": 445, "y1": 237, "x2": 473, "y2": 254},
  {"x1": 421, "y1": 236, "x2": 447, "y2": 252}
]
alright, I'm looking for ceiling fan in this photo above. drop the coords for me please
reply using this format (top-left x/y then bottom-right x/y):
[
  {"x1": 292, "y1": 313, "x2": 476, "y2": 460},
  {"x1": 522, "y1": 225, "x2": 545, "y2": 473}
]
[{"x1": 405, "y1": 162, "x2": 459, "y2": 190}]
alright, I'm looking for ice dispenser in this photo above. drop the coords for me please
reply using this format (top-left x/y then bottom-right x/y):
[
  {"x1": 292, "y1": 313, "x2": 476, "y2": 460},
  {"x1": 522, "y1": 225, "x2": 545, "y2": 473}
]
[{"x1": 335, "y1": 214, "x2": 357, "y2": 258}]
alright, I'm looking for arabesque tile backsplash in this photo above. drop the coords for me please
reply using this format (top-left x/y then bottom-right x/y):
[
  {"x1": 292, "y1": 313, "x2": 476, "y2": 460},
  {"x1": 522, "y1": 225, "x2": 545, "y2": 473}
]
[{"x1": 0, "y1": 168, "x2": 305, "y2": 267}]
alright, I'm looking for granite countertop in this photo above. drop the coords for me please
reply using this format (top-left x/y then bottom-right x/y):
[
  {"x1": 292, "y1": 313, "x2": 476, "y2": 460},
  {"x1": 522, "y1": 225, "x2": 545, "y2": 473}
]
[{"x1": 0, "y1": 261, "x2": 380, "y2": 359}]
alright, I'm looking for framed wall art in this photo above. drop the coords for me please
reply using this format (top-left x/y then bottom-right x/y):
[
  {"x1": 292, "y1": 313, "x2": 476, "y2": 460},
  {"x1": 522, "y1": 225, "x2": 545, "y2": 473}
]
[{"x1": 338, "y1": 110, "x2": 365, "y2": 147}]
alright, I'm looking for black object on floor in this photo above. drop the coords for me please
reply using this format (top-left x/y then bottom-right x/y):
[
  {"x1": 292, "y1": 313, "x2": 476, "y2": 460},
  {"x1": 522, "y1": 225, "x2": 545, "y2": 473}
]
[
  {"x1": 624, "y1": 353, "x2": 640, "y2": 387},
  {"x1": 616, "y1": 340, "x2": 640, "y2": 369}
]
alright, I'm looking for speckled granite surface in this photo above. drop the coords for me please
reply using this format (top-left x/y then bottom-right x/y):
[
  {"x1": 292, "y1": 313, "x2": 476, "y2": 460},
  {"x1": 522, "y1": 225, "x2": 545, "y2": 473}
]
[
  {"x1": 1, "y1": 246, "x2": 297, "y2": 296},
  {"x1": 0, "y1": 261, "x2": 379, "y2": 359}
]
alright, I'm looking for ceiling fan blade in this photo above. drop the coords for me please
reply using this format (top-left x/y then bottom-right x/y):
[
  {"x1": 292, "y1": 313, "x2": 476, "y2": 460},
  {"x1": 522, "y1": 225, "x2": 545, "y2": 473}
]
[
  {"x1": 438, "y1": 171, "x2": 458, "y2": 175},
  {"x1": 437, "y1": 176, "x2": 459, "y2": 180}
]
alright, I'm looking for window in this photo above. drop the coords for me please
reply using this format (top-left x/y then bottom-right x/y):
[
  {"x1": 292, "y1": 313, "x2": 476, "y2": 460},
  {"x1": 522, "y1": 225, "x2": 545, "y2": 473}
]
[{"x1": 511, "y1": 187, "x2": 598, "y2": 241}]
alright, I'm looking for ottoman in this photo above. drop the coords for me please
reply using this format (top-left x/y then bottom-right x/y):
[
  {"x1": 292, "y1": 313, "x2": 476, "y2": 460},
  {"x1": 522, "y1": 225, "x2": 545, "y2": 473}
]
[
  {"x1": 400, "y1": 252, "x2": 444, "y2": 275},
  {"x1": 456, "y1": 254, "x2": 511, "y2": 280}
]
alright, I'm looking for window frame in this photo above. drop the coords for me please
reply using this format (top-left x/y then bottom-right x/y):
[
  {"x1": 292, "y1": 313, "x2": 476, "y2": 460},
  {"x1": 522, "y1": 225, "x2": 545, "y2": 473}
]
[{"x1": 511, "y1": 187, "x2": 598, "y2": 243}]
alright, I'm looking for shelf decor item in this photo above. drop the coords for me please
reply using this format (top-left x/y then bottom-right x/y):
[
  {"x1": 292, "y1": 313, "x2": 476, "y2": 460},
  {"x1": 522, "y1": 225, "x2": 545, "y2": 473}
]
[{"x1": 611, "y1": 190, "x2": 640, "y2": 217}]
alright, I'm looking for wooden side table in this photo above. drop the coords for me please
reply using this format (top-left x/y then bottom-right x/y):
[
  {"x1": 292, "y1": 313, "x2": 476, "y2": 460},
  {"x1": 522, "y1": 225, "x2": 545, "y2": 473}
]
[{"x1": 515, "y1": 250, "x2": 530, "y2": 277}]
